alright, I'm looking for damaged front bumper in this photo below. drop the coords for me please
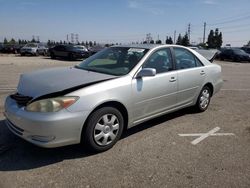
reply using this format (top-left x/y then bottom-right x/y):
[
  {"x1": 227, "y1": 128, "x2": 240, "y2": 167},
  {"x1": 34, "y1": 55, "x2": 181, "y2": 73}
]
[{"x1": 4, "y1": 96, "x2": 89, "y2": 148}]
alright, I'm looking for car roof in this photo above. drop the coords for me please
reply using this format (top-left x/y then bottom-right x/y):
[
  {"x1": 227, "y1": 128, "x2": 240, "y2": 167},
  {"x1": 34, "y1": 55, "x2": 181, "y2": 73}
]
[{"x1": 113, "y1": 44, "x2": 162, "y2": 49}]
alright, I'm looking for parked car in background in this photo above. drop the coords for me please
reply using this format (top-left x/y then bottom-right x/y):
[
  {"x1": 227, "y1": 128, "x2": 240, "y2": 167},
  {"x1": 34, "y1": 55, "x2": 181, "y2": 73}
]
[
  {"x1": 219, "y1": 48, "x2": 250, "y2": 62},
  {"x1": 88, "y1": 45, "x2": 105, "y2": 56},
  {"x1": 241, "y1": 47, "x2": 250, "y2": 54},
  {"x1": 74, "y1": 45, "x2": 89, "y2": 58},
  {"x1": 4, "y1": 44, "x2": 223, "y2": 152},
  {"x1": 0, "y1": 43, "x2": 4, "y2": 52},
  {"x1": 49, "y1": 45, "x2": 88, "y2": 60},
  {"x1": 1, "y1": 44, "x2": 23, "y2": 54},
  {"x1": 20, "y1": 43, "x2": 48, "y2": 56}
]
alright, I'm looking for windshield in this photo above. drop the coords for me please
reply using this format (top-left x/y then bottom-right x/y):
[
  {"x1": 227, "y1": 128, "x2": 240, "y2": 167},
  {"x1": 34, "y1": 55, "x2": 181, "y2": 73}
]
[
  {"x1": 76, "y1": 47, "x2": 149, "y2": 76},
  {"x1": 233, "y1": 49, "x2": 247, "y2": 55},
  {"x1": 25, "y1": 43, "x2": 38, "y2": 48},
  {"x1": 75, "y1": 46, "x2": 87, "y2": 50}
]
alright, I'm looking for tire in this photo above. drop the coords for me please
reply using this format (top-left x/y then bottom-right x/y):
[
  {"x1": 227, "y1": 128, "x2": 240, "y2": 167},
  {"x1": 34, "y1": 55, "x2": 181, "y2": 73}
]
[
  {"x1": 195, "y1": 86, "x2": 211, "y2": 112},
  {"x1": 82, "y1": 107, "x2": 124, "y2": 152},
  {"x1": 50, "y1": 52, "x2": 55, "y2": 59},
  {"x1": 233, "y1": 57, "x2": 240, "y2": 62},
  {"x1": 20, "y1": 53, "x2": 25, "y2": 56},
  {"x1": 68, "y1": 53, "x2": 74, "y2": 61}
]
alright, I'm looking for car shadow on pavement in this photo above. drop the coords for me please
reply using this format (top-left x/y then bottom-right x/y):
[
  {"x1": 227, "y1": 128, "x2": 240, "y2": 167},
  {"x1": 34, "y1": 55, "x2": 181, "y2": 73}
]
[
  {"x1": 122, "y1": 107, "x2": 196, "y2": 139},
  {"x1": 42, "y1": 57, "x2": 83, "y2": 62},
  {"x1": 0, "y1": 107, "x2": 195, "y2": 171}
]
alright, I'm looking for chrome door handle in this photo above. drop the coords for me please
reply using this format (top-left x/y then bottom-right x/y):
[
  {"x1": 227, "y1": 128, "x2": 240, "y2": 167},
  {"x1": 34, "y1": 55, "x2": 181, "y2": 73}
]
[{"x1": 169, "y1": 77, "x2": 177, "y2": 82}]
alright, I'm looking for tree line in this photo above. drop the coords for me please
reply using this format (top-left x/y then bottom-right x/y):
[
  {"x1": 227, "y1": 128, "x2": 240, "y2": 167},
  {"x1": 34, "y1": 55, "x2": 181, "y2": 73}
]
[{"x1": 1, "y1": 28, "x2": 229, "y2": 49}]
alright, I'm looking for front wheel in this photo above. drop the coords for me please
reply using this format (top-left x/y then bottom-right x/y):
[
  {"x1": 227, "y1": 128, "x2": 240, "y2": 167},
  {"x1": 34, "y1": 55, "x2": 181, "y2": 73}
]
[
  {"x1": 82, "y1": 107, "x2": 124, "y2": 152},
  {"x1": 195, "y1": 86, "x2": 211, "y2": 112}
]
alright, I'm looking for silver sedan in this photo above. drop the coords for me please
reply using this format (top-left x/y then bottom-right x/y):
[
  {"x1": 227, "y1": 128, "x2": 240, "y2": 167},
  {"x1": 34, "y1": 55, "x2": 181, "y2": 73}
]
[{"x1": 4, "y1": 44, "x2": 223, "y2": 152}]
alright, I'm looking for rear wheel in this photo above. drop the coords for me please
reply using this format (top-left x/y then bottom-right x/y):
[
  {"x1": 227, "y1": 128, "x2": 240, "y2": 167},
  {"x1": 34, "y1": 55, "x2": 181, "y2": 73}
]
[
  {"x1": 82, "y1": 107, "x2": 124, "y2": 152},
  {"x1": 50, "y1": 52, "x2": 55, "y2": 59},
  {"x1": 195, "y1": 86, "x2": 211, "y2": 112}
]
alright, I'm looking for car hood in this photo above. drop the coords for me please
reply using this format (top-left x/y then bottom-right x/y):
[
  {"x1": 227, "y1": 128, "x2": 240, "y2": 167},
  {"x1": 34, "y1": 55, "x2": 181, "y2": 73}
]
[
  {"x1": 17, "y1": 67, "x2": 117, "y2": 98},
  {"x1": 22, "y1": 47, "x2": 36, "y2": 50}
]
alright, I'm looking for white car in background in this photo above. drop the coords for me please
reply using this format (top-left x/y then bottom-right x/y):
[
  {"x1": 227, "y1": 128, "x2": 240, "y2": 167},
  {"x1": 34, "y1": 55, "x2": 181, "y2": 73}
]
[{"x1": 20, "y1": 43, "x2": 48, "y2": 56}]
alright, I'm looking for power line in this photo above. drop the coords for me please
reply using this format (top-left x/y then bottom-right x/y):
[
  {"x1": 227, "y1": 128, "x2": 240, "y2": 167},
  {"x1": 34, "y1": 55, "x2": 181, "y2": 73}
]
[{"x1": 207, "y1": 15, "x2": 250, "y2": 26}]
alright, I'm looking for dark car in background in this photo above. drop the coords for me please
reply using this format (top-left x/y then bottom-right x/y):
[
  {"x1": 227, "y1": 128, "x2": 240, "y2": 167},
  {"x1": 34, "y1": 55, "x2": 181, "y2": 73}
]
[
  {"x1": 0, "y1": 43, "x2": 4, "y2": 52},
  {"x1": 1, "y1": 44, "x2": 23, "y2": 54},
  {"x1": 49, "y1": 45, "x2": 89, "y2": 60},
  {"x1": 219, "y1": 48, "x2": 250, "y2": 62},
  {"x1": 88, "y1": 45, "x2": 105, "y2": 56},
  {"x1": 241, "y1": 47, "x2": 250, "y2": 54}
]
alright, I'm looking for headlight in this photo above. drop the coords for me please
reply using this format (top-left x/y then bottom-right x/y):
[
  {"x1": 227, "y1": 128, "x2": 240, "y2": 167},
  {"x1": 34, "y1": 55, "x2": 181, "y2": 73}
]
[{"x1": 26, "y1": 96, "x2": 79, "y2": 112}]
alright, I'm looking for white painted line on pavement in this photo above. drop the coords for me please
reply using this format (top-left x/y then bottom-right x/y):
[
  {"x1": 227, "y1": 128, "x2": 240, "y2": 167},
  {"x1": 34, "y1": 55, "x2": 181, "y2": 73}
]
[
  {"x1": 178, "y1": 127, "x2": 235, "y2": 145},
  {"x1": 0, "y1": 88, "x2": 16, "y2": 91}
]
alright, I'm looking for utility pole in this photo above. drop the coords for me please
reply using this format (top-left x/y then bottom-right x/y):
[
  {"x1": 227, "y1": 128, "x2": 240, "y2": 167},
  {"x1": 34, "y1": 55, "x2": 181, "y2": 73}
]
[
  {"x1": 174, "y1": 30, "x2": 176, "y2": 44},
  {"x1": 203, "y1": 22, "x2": 206, "y2": 44},
  {"x1": 75, "y1": 34, "x2": 79, "y2": 44},
  {"x1": 70, "y1": 33, "x2": 74, "y2": 44},
  {"x1": 146, "y1": 33, "x2": 152, "y2": 43},
  {"x1": 188, "y1": 23, "x2": 191, "y2": 41}
]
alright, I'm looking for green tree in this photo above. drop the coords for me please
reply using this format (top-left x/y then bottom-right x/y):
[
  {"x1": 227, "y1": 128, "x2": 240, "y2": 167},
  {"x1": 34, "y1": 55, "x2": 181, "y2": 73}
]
[
  {"x1": 150, "y1": 40, "x2": 154, "y2": 44},
  {"x1": 181, "y1": 33, "x2": 189, "y2": 46},
  {"x1": 156, "y1": 40, "x2": 162, "y2": 44},
  {"x1": 89, "y1": 41, "x2": 93, "y2": 47},
  {"x1": 9, "y1": 38, "x2": 16, "y2": 44},
  {"x1": 4, "y1": 37, "x2": 8, "y2": 44},
  {"x1": 165, "y1": 36, "x2": 173, "y2": 44},
  {"x1": 176, "y1": 34, "x2": 182, "y2": 45},
  {"x1": 218, "y1": 32, "x2": 223, "y2": 48},
  {"x1": 247, "y1": 41, "x2": 250, "y2": 46},
  {"x1": 31, "y1": 38, "x2": 36, "y2": 43},
  {"x1": 207, "y1": 30, "x2": 214, "y2": 48},
  {"x1": 47, "y1": 40, "x2": 51, "y2": 47},
  {"x1": 207, "y1": 28, "x2": 222, "y2": 48}
]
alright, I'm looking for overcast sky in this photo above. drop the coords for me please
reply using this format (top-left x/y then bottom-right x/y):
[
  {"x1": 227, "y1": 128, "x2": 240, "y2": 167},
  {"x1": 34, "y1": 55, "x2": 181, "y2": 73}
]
[{"x1": 0, "y1": 0, "x2": 250, "y2": 46}]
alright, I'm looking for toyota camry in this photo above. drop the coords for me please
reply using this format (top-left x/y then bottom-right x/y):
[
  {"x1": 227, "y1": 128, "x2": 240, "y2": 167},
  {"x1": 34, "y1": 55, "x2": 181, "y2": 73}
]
[{"x1": 4, "y1": 44, "x2": 223, "y2": 152}]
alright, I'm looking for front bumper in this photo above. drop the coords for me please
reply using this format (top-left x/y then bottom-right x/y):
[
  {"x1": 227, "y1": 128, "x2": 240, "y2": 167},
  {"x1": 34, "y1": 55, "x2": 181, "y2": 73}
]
[
  {"x1": 20, "y1": 49, "x2": 36, "y2": 55},
  {"x1": 4, "y1": 96, "x2": 89, "y2": 148}
]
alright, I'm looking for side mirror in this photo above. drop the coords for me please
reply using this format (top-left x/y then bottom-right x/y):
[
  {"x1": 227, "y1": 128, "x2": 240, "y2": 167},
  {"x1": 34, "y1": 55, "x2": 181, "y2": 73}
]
[{"x1": 136, "y1": 68, "x2": 156, "y2": 78}]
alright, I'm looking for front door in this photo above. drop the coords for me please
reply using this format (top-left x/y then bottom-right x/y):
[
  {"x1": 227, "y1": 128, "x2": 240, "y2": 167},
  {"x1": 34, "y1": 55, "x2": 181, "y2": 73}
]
[{"x1": 132, "y1": 48, "x2": 178, "y2": 123}]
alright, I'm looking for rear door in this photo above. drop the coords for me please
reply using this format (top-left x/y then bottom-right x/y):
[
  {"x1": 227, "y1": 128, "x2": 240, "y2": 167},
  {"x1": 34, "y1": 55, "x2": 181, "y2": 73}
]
[
  {"x1": 173, "y1": 47, "x2": 206, "y2": 107},
  {"x1": 54, "y1": 45, "x2": 66, "y2": 57},
  {"x1": 132, "y1": 48, "x2": 178, "y2": 123}
]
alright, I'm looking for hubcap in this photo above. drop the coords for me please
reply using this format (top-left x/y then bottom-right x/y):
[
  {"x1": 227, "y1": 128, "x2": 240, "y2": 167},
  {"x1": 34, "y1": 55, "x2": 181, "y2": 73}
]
[
  {"x1": 199, "y1": 89, "x2": 210, "y2": 109},
  {"x1": 94, "y1": 114, "x2": 119, "y2": 146}
]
